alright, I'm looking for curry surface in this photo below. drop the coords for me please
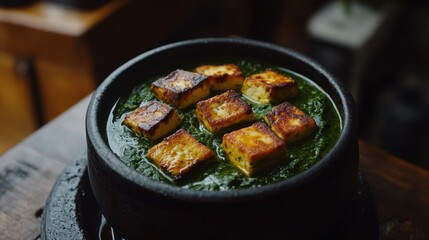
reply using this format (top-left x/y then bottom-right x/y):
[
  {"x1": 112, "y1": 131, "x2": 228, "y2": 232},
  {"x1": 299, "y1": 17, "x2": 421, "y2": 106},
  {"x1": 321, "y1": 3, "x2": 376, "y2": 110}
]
[{"x1": 107, "y1": 60, "x2": 342, "y2": 190}]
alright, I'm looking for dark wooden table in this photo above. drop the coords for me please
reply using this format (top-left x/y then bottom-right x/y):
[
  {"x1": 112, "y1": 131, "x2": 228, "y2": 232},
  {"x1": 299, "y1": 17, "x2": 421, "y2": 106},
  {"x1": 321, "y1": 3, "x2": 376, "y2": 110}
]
[{"x1": 0, "y1": 95, "x2": 428, "y2": 239}]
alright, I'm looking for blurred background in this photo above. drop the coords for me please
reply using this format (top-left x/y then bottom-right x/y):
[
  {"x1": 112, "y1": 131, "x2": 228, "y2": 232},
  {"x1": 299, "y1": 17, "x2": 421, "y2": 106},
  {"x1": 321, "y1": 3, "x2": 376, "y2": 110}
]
[{"x1": 1, "y1": 0, "x2": 428, "y2": 169}]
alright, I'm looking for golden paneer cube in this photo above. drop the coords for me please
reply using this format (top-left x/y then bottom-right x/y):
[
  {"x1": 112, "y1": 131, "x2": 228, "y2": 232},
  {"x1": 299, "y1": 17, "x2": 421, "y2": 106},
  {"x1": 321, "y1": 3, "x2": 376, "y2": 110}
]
[
  {"x1": 195, "y1": 64, "x2": 244, "y2": 91},
  {"x1": 195, "y1": 90, "x2": 254, "y2": 133},
  {"x1": 264, "y1": 102, "x2": 316, "y2": 144},
  {"x1": 147, "y1": 129, "x2": 214, "y2": 179},
  {"x1": 151, "y1": 69, "x2": 210, "y2": 109},
  {"x1": 222, "y1": 122, "x2": 285, "y2": 176},
  {"x1": 123, "y1": 101, "x2": 182, "y2": 141},
  {"x1": 241, "y1": 69, "x2": 298, "y2": 104}
]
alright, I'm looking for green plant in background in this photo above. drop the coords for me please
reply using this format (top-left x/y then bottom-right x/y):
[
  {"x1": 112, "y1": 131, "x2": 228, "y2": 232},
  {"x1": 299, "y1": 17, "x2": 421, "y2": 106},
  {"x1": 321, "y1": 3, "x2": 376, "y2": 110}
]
[
  {"x1": 340, "y1": 0, "x2": 379, "y2": 15},
  {"x1": 340, "y1": 0, "x2": 352, "y2": 14}
]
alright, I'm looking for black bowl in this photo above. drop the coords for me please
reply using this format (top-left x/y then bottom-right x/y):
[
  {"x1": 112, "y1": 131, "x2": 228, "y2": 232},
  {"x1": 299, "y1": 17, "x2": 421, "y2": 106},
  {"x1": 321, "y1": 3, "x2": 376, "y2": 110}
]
[{"x1": 86, "y1": 38, "x2": 359, "y2": 240}]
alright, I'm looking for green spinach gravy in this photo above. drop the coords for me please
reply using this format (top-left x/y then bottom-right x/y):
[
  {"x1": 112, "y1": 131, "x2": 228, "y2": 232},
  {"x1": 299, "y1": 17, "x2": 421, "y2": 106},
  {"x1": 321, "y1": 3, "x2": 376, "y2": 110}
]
[{"x1": 107, "y1": 60, "x2": 342, "y2": 191}]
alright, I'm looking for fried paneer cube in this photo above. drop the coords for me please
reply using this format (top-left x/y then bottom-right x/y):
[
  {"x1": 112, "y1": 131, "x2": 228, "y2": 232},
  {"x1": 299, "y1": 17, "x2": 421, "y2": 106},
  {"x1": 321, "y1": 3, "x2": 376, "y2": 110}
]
[
  {"x1": 195, "y1": 90, "x2": 254, "y2": 133},
  {"x1": 123, "y1": 101, "x2": 182, "y2": 141},
  {"x1": 147, "y1": 129, "x2": 215, "y2": 179},
  {"x1": 195, "y1": 64, "x2": 244, "y2": 91},
  {"x1": 264, "y1": 102, "x2": 316, "y2": 144},
  {"x1": 241, "y1": 69, "x2": 298, "y2": 104},
  {"x1": 222, "y1": 122, "x2": 285, "y2": 176},
  {"x1": 151, "y1": 69, "x2": 210, "y2": 109}
]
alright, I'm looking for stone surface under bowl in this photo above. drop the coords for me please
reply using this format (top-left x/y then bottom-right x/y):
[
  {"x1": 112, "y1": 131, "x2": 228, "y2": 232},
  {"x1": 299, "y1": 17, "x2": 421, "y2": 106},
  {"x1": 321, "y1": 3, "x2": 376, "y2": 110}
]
[{"x1": 41, "y1": 154, "x2": 379, "y2": 239}]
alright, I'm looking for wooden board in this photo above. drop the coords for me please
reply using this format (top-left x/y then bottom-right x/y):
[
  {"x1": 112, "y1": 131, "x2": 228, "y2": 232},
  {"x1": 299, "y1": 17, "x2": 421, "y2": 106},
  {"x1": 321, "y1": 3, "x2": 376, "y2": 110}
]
[
  {"x1": 359, "y1": 140, "x2": 429, "y2": 231},
  {"x1": 0, "y1": 96, "x2": 88, "y2": 239}
]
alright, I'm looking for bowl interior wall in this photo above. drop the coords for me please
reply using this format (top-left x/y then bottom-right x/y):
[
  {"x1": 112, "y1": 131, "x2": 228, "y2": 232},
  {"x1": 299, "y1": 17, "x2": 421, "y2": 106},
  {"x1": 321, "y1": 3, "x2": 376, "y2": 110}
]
[{"x1": 95, "y1": 41, "x2": 345, "y2": 143}]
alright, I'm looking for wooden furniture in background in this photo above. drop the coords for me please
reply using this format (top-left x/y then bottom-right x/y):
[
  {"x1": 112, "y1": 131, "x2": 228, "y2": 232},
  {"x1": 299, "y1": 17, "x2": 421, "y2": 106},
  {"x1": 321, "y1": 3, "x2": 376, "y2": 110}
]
[
  {"x1": 0, "y1": 52, "x2": 37, "y2": 152},
  {"x1": 0, "y1": 0, "x2": 130, "y2": 123},
  {"x1": 0, "y1": 95, "x2": 428, "y2": 239},
  {"x1": 0, "y1": 0, "x2": 199, "y2": 123}
]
